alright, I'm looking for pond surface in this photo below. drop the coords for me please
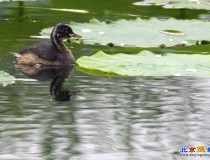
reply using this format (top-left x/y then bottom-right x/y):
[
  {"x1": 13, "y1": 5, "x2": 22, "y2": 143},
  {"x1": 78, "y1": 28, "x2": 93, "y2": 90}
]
[{"x1": 0, "y1": 1, "x2": 210, "y2": 160}]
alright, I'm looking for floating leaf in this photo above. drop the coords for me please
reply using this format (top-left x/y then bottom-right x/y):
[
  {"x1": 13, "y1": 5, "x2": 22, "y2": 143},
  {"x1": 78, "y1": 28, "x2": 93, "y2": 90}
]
[
  {"x1": 133, "y1": 0, "x2": 210, "y2": 10},
  {"x1": 48, "y1": 8, "x2": 89, "y2": 13},
  {"x1": 0, "y1": 71, "x2": 15, "y2": 86},
  {"x1": 76, "y1": 50, "x2": 210, "y2": 76},
  {"x1": 41, "y1": 18, "x2": 210, "y2": 47}
]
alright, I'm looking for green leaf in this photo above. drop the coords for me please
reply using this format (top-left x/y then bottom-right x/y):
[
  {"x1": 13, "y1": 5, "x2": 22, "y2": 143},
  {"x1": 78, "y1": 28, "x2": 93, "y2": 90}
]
[
  {"x1": 0, "y1": 71, "x2": 15, "y2": 86},
  {"x1": 41, "y1": 18, "x2": 210, "y2": 47},
  {"x1": 133, "y1": 0, "x2": 210, "y2": 10},
  {"x1": 76, "y1": 50, "x2": 210, "y2": 76}
]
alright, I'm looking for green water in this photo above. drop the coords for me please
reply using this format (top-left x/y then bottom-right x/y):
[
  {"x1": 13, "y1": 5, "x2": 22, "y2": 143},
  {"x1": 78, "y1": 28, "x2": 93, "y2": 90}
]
[{"x1": 0, "y1": 1, "x2": 210, "y2": 160}]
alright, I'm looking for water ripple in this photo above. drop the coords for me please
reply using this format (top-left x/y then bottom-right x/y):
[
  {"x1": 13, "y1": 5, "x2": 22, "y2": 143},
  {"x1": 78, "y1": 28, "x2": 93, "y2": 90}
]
[{"x1": 1, "y1": 76, "x2": 210, "y2": 159}]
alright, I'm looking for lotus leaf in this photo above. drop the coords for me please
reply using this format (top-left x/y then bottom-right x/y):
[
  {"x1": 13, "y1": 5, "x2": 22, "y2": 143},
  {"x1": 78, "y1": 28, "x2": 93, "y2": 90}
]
[
  {"x1": 133, "y1": 0, "x2": 210, "y2": 10},
  {"x1": 76, "y1": 50, "x2": 210, "y2": 76},
  {"x1": 0, "y1": 71, "x2": 15, "y2": 86},
  {"x1": 41, "y1": 18, "x2": 210, "y2": 47}
]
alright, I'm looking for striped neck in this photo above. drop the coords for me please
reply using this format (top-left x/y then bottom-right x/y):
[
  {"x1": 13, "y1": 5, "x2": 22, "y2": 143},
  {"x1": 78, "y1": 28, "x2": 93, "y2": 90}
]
[
  {"x1": 50, "y1": 25, "x2": 66, "y2": 52},
  {"x1": 50, "y1": 25, "x2": 75, "y2": 63}
]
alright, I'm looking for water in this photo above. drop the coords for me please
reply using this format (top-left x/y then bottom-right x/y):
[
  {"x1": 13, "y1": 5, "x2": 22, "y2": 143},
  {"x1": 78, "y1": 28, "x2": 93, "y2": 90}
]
[
  {"x1": 2, "y1": 75, "x2": 210, "y2": 160},
  {"x1": 0, "y1": 1, "x2": 210, "y2": 160}
]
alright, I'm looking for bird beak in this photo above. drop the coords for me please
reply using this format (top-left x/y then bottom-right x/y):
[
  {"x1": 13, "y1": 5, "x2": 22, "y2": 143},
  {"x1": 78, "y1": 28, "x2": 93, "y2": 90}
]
[{"x1": 70, "y1": 32, "x2": 82, "y2": 39}]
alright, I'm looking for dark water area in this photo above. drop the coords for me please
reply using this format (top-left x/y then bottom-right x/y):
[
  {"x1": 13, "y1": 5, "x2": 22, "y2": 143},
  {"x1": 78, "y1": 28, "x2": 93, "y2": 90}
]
[{"x1": 0, "y1": 0, "x2": 210, "y2": 160}]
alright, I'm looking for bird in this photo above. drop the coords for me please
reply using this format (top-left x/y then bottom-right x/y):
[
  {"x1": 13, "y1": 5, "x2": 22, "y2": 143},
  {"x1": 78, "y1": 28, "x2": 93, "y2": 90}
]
[{"x1": 16, "y1": 23, "x2": 81, "y2": 66}]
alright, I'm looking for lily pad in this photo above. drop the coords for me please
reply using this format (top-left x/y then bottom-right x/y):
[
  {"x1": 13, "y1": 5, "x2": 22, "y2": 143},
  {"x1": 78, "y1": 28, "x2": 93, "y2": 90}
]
[
  {"x1": 133, "y1": 0, "x2": 210, "y2": 10},
  {"x1": 41, "y1": 18, "x2": 210, "y2": 47},
  {"x1": 76, "y1": 50, "x2": 210, "y2": 76},
  {"x1": 0, "y1": 71, "x2": 15, "y2": 86}
]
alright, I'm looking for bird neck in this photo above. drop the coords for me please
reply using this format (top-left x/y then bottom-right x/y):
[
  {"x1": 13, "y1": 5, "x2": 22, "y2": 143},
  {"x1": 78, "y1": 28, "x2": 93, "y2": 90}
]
[{"x1": 50, "y1": 27, "x2": 75, "y2": 63}]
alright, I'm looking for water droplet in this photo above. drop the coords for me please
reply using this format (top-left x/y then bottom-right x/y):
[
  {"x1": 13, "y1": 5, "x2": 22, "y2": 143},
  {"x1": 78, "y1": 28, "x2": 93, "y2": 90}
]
[
  {"x1": 98, "y1": 32, "x2": 105, "y2": 35},
  {"x1": 156, "y1": 55, "x2": 162, "y2": 58},
  {"x1": 180, "y1": 41, "x2": 188, "y2": 45},
  {"x1": 120, "y1": 43, "x2": 125, "y2": 47},
  {"x1": 185, "y1": 68, "x2": 198, "y2": 72},
  {"x1": 174, "y1": 73, "x2": 182, "y2": 76},
  {"x1": 161, "y1": 30, "x2": 184, "y2": 36}
]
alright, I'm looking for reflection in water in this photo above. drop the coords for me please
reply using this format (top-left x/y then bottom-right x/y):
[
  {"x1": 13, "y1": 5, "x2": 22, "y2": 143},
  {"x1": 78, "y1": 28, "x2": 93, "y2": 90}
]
[
  {"x1": 17, "y1": 1, "x2": 24, "y2": 22},
  {"x1": 1, "y1": 74, "x2": 210, "y2": 160},
  {"x1": 16, "y1": 64, "x2": 76, "y2": 102}
]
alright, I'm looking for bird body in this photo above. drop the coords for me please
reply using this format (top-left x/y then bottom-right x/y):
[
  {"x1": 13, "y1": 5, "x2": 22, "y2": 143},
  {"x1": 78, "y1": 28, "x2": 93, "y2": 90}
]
[{"x1": 16, "y1": 23, "x2": 81, "y2": 66}]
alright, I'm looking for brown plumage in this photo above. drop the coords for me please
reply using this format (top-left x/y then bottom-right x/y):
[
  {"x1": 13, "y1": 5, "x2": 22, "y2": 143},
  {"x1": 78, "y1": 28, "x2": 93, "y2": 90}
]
[{"x1": 16, "y1": 23, "x2": 81, "y2": 66}]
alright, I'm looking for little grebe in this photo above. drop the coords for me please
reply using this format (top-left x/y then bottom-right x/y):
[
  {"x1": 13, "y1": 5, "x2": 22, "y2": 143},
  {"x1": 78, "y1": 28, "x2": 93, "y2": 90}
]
[{"x1": 16, "y1": 23, "x2": 81, "y2": 66}]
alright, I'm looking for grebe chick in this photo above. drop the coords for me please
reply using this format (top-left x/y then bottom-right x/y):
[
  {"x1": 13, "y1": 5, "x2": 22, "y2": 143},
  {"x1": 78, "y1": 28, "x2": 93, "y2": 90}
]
[{"x1": 16, "y1": 23, "x2": 81, "y2": 66}]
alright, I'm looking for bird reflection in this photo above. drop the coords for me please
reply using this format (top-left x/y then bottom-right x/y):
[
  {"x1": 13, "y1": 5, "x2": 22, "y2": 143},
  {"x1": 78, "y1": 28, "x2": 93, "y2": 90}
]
[{"x1": 16, "y1": 64, "x2": 76, "y2": 102}]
